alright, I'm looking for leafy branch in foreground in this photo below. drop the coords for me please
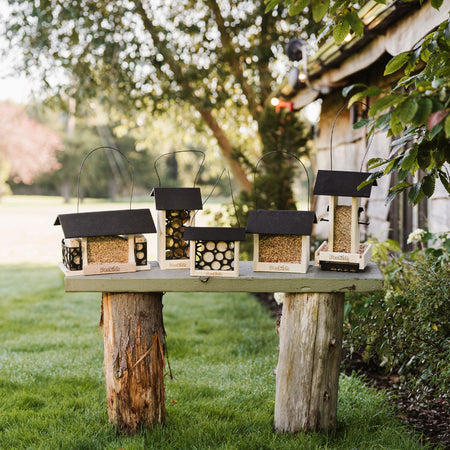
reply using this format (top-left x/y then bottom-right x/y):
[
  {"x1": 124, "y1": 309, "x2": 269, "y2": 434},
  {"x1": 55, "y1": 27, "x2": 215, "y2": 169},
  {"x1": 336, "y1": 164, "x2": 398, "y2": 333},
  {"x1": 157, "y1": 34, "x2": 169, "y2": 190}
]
[
  {"x1": 265, "y1": 0, "x2": 367, "y2": 43},
  {"x1": 344, "y1": 20, "x2": 450, "y2": 205}
]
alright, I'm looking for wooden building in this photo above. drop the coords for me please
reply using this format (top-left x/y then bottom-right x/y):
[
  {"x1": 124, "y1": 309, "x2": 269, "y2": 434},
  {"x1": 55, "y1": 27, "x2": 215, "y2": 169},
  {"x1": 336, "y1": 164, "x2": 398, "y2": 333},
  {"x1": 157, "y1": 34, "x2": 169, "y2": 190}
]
[{"x1": 279, "y1": 0, "x2": 450, "y2": 247}]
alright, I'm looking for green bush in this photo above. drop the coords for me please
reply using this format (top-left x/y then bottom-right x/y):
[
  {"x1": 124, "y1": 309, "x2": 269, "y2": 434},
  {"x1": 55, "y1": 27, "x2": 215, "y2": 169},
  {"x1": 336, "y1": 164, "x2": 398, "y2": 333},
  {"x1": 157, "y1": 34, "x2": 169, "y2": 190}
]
[{"x1": 344, "y1": 230, "x2": 450, "y2": 404}]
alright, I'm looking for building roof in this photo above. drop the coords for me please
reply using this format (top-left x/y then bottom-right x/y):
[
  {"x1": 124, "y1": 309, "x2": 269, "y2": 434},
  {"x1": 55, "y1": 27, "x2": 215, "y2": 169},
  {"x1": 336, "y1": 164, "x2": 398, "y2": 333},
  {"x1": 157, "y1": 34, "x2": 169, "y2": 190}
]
[
  {"x1": 313, "y1": 170, "x2": 376, "y2": 197},
  {"x1": 54, "y1": 209, "x2": 156, "y2": 238},
  {"x1": 246, "y1": 210, "x2": 317, "y2": 235},
  {"x1": 282, "y1": 0, "x2": 450, "y2": 108},
  {"x1": 151, "y1": 187, "x2": 203, "y2": 211}
]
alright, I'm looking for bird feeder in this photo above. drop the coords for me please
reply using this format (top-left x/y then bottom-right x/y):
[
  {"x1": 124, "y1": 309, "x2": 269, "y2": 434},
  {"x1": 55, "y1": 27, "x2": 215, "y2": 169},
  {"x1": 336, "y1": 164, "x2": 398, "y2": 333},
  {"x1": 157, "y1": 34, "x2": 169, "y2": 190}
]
[
  {"x1": 183, "y1": 168, "x2": 246, "y2": 277},
  {"x1": 183, "y1": 226, "x2": 246, "y2": 277},
  {"x1": 246, "y1": 151, "x2": 316, "y2": 273},
  {"x1": 55, "y1": 146, "x2": 156, "y2": 276},
  {"x1": 247, "y1": 210, "x2": 316, "y2": 273},
  {"x1": 313, "y1": 169, "x2": 376, "y2": 271},
  {"x1": 56, "y1": 209, "x2": 156, "y2": 275},
  {"x1": 151, "y1": 150, "x2": 204, "y2": 270}
]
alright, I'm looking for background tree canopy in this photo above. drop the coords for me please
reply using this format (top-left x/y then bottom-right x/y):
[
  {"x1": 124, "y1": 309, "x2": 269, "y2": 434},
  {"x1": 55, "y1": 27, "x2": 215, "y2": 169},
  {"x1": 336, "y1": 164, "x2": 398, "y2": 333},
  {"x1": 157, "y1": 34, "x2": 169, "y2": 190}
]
[{"x1": 3, "y1": 0, "x2": 319, "y2": 197}]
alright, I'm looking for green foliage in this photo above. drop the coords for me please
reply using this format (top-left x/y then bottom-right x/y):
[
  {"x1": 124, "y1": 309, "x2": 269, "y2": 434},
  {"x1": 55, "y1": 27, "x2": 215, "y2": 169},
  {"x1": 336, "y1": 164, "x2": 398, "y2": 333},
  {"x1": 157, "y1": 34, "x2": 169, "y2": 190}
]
[
  {"x1": 3, "y1": 0, "x2": 325, "y2": 192},
  {"x1": 4, "y1": 0, "x2": 314, "y2": 121},
  {"x1": 0, "y1": 262, "x2": 424, "y2": 449},
  {"x1": 344, "y1": 20, "x2": 450, "y2": 205},
  {"x1": 266, "y1": 0, "x2": 366, "y2": 39},
  {"x1": 344, "y1": 230, "x2": 450, "y2": 404}
]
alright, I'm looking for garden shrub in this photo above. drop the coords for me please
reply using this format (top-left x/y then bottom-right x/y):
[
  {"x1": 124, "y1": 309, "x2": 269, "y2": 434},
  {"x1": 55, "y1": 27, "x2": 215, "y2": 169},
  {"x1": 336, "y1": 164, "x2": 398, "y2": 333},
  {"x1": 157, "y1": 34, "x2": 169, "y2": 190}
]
[{"x1": 343, "y1": 230, "x2": 450, "y2": 405}]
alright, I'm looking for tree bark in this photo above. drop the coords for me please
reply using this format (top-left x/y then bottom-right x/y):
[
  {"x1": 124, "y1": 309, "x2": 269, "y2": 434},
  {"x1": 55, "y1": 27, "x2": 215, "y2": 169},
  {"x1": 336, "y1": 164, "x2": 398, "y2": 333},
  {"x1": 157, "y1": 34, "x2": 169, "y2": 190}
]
[
  {"x1": 274, "y1": 292, "x2": 345, "y2": 433},
  {"x1": 100, "y1": 292, "x2": 165, "y2": 434},
  {"x1": 197, "y1": 107, "x2": 252, "y2": 193}
]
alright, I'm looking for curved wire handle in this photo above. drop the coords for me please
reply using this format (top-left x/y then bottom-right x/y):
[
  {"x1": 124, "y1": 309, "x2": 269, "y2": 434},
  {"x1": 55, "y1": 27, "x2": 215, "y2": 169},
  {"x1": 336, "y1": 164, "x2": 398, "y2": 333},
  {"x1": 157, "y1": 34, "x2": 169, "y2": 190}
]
[
  {"x1": 190, "y1": 167, "x2": 240, "y2": 227},
  {"x1": 329, "y1": 101, "x2": 374, "y2": 172},
  {"x1": 77, "y1": 146, "x2": 134, "y2": 213},
  {"x1": 154, "y1": 149, "x2": 205, "y2": 188},
  {"x1": 253, "y1": 150, "x2": 311, "y2": 210}
]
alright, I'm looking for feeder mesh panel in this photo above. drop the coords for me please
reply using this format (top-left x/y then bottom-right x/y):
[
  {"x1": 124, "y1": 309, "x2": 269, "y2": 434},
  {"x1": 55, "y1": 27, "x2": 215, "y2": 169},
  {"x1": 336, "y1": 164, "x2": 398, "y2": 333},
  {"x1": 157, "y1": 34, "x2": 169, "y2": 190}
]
[
  {"x1": 194, "y1": 240, "x2": 235, "y2": 271},
  {"x1": 62, "y1": 239, "x2": 82, "y2": 271},
  {"x1": 166, "y1": 210, "x2": 190, "y2": 260},
  {"x1": 134, "y1": 240, "x2": 147, "y2": 266}
]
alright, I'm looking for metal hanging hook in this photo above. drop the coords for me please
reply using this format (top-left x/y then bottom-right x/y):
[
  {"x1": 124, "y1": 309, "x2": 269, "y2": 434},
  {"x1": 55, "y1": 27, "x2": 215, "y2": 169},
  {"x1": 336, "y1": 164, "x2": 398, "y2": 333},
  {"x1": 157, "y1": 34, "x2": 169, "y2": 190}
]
[
  {"x1": 190, "y1": 167, "x2": 241, "y2": 227},
  {"x1": 76, "y1": 146, "x2": 134, "y2": 213},
  {"x1": 329, "y1": 101, "x2": 373, "y2": 172},
  {"x1": 252, "y1": 150, "x2": 311, "y2": 210},
  {"x1": 153, "y1": 149, "x2": 205, "y2": 188}
]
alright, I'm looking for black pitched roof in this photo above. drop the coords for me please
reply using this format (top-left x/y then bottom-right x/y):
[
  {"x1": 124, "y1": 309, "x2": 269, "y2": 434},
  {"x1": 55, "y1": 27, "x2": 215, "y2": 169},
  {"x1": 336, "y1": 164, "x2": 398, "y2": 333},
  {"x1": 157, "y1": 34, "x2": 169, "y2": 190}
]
[
  {"x1": 183, "y1": 227, "x2": 246, "y2": 242},
  {"x1": 246, "y1": 210, "x2": 317, "y2": 235},
  {"x1": 313, "y1": 170, "x2": 376, "y2": 198},
  {"x1": 151, "y1": 187, "x2": 203, "y2": 210},
  {"x1": 54, "y1": 209, "x2": 156, "y2": 238}
]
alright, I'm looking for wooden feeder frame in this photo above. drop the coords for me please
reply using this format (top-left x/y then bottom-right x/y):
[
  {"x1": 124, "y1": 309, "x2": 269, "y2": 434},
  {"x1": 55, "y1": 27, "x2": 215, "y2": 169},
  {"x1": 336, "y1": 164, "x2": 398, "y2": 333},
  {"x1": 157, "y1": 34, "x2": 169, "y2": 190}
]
[
  {"x1": 246, "y1": 150, "x2": 316, "y2": 274},
  {"x1": 183, "y1": 167, "x2": 245, "y2": 278}
]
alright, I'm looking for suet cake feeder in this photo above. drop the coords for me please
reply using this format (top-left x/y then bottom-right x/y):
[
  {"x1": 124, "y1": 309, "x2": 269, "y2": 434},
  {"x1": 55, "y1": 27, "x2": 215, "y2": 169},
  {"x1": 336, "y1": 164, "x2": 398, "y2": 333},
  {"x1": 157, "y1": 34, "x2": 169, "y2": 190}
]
[
  {"x1": 183, "y1": 167, "x2": 245, "y2": 278},
  {"x1": 151, "y1": 187, "x2": 202, "y2": 269},
  {"x1": 183, "y1": 226, "x2": 246, "y2": 277},
  {"x1": 151, "y1": 150, "x2": 204, "y2": 270}
]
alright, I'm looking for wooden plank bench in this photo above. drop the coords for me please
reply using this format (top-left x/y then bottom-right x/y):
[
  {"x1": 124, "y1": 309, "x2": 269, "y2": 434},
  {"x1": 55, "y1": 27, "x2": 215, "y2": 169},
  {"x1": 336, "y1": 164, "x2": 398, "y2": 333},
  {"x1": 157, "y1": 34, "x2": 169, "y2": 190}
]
[{"x1": 63, "y1": 261, "x2": 383, "y2": 434}]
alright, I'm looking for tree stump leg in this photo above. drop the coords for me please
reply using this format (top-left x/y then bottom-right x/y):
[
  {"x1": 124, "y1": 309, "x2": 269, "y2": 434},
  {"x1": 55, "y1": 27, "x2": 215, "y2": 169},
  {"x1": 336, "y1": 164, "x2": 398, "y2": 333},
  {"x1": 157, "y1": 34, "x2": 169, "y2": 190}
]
[
  {"x1": 274, "y1": 292, "x2": 345, "y2": 433},
  {"x1": 100, "y1": 292, "x2": 165, "y2": 434}
]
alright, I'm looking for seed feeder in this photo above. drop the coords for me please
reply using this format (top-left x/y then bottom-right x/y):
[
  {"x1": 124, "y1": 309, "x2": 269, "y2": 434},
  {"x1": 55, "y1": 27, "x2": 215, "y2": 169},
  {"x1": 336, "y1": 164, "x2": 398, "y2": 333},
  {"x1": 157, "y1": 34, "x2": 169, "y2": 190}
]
[
  {"x1": 55, "y1": 147, "x2": 156, "y2": 276},
  {"x1": 151, "y1": 150, "x2": 204, "y2": 270},
  {"x1": 314, "y1": 103, "x2": 376, "y2": 271},
  {"x1": 183, "y1": 168, "x2": 246, "y2": 278},
  {"x1": 246, "y1": 151, "x2": 316, "y2": 273}
]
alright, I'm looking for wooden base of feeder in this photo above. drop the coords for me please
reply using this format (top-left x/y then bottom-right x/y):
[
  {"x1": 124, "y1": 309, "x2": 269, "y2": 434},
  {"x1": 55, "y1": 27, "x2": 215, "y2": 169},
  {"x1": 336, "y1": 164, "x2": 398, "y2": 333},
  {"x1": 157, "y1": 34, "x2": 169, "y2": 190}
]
[
  {"x1": 100, "y1": 292, "x2": 166, "y2": 434},
  {"x1": 59, "y1": 262, "x2": 151, "y2": 277},
  {"x1": 274, "y1": 292, "x2": 344, "y2": 433},
  {"x1": 189, "y1": 241, "x2": 240, "y2": 278},
  {"x1": 314, "y1": 241, "x2": 372, "y2": 271},
  {"x1": 158, "y1": 259, "x2": 190, "y2": 270}
]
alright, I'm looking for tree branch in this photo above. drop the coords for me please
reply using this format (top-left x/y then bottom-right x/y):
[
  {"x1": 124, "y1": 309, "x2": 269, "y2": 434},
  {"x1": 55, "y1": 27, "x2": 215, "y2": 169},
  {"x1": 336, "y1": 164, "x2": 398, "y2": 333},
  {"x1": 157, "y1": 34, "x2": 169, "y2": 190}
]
[
  {"x1": 196, "y1": 107, "x2": 252, "y2": 193},
  {"x1": 206, "y1": 0, "x2": 261, "y2": 121},
  {"x1": 133, "y1": 0, "x2": 251, "y2": 193}
]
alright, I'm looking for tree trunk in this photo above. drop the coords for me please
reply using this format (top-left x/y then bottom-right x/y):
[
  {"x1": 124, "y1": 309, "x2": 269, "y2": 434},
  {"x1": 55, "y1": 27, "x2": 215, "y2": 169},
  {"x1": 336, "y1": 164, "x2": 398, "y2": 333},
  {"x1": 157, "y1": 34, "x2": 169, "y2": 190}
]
[
  {"x1": 274, "y1": 292, "x2": 345, "y2": 433},
  {"x1": 100, "y1": 292, "x2": 165, "y2": 434},
  {"x1": 197, "y1": 107, "x2": 252, "y2": 193}
]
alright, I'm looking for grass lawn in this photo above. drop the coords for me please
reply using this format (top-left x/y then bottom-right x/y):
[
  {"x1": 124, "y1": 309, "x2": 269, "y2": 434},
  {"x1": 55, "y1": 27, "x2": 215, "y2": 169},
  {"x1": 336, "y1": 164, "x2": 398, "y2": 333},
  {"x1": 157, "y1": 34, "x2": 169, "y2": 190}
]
[{"x1": 0, "y1": 196, "x2": 427, "y2": 448}]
